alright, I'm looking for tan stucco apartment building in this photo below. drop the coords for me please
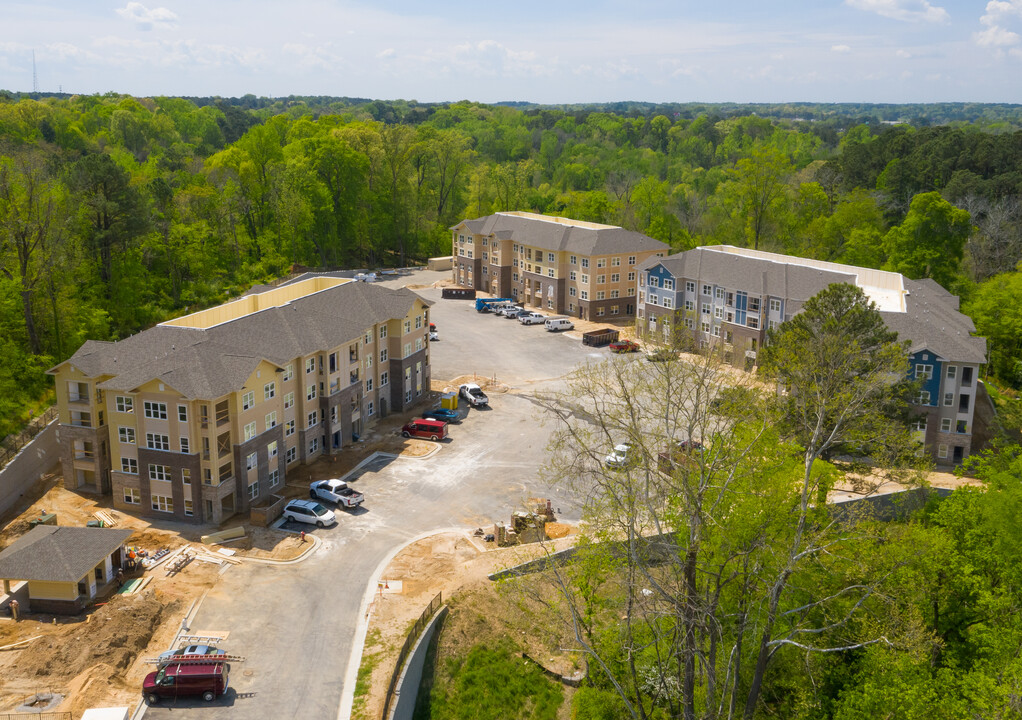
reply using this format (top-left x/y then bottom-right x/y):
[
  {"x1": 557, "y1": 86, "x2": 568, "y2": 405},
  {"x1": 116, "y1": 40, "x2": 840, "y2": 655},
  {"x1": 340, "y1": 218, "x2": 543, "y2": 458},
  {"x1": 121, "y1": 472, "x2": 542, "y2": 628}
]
[
  {"x1": 451, "y1": 211, "x2": 668, "y2": 320},
  {"x1": 48, "y1": 276, "x2": 432, "y2": 525}
]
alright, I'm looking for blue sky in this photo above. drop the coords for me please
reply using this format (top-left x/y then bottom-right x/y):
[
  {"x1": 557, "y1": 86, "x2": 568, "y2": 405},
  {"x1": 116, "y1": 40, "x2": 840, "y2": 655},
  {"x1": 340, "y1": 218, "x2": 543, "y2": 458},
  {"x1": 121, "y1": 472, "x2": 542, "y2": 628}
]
[{"x1": 1, "y1": 0, "x2": 1021, "y2": 103}]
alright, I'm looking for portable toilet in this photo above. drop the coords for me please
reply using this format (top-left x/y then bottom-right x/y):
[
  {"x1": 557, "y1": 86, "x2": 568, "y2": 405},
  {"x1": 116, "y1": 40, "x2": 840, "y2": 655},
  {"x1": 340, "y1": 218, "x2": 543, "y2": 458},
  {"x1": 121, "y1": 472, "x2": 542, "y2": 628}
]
[{"x1": 440, "y1": 392, "x2": 458, "y2": 410}]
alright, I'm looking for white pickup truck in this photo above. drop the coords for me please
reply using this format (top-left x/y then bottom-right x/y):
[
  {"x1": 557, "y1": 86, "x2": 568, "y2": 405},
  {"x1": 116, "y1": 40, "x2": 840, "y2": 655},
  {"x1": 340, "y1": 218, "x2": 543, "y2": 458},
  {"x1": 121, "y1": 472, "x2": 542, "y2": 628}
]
[
  {"x1": 309, "y1": 479, "x2": 364, "y2": 508},
  {"x1": 460, "y1": 383, "x2": 489, "y2": 407}
]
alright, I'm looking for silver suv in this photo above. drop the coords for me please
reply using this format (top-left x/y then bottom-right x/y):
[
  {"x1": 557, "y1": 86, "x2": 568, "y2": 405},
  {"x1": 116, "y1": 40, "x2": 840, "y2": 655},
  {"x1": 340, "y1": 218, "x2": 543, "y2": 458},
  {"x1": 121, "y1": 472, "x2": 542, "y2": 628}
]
[{"x1": 283, "y1": 499, "x2": 337, "y2": 528}]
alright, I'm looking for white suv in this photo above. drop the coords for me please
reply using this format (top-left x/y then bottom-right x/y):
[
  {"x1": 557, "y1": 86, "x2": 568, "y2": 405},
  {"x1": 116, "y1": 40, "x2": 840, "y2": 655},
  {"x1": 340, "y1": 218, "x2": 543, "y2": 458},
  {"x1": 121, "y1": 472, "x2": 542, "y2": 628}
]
[{"x1": 282, "y1": 499, "x2": 337, "y2": 527}]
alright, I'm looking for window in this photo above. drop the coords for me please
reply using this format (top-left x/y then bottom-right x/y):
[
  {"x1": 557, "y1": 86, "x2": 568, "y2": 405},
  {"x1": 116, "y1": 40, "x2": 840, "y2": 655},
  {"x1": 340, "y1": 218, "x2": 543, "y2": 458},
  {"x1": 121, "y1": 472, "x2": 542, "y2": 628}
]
[
  {"x1": 914, "y1": 418, "x2": 927, "y2": 432},
  {"x1": 581, "y1": 274, "x2": 589, "y2": 285},
  {"x1": 248, "y1": 481, "x2": 259, "y2": 501},
  {"x1": 144, "y1": 401, "x2": 167, "y2": 420},
  {"x1": 596, "y1": 274, "x2": 605, "y2": 285},
  {"x1": 118, "y1": 426, "x2": 135, "y2": 444},
  {"x1": 547, "y1": 268, "x2": 554, "y2": 278},
  {"x1": 649, "y1": 276, "x2": 659, "y2": 288},
  {"x1": 307, "y1": 411, "x2": 318, "y2": 428},
  {"x1": 917, "y1": 391, "x2": 931, "y2": 405},
  {"x1": 404, "y1": 343, "x2": 412, "y2": 357},
  {"x1": 596, "y1": 258, "x2": 606, "y2": 268},
  {"x1": 180, "y1": 437, "x2": 190, "y2": 454},
  {"x1": 184, "y1": 499, "x2": 193, "y2": 517},
  {"x1": 182, "y1": 469, "x2": 190, "y2": 485},
  {"x1": 628, "y1": 256, "x2": 636, "y2": 265},
  {"x1": 702, "y1": 284, "x2": 711, "y2": 295},
  {"x1": 307, "y1": 384, "x2": 317, "y2": 401},
  {"x1": 309, "y1": 437, "x2": 319, "y2": 454},
  {"x1": 285, "y1": 420, "x2": 295, "y2": 437},
  {"x1": 415, "y1": 337, "x2": 423, "y2": 352},
  {"x1": 596, "y1": 291, "x2": 606, "y2": 300},
  {"x1": 581, "y1": 290, "x2": 588, "y2": 300},
  {"x1": 282, "y1": 392, "x2": 294, "y2": 411},
  {"x1": 415, "y1": 316, "x2": 423, "y2": 329},
  {"x1": 306, "y1": 358, "x2": 315, "y2": 374},
  {"x1": 265, "y1": 411, "x2": 277, "y2": 429},
  {"x1": 247, "y1": 452, "x2": 257, "y2": 471},
  {"x1": 962, "y1": 366, "x2": 973, "y2": 386},
  {"x1": 366, "y1": 353, "x2": 373, "y2": 368},
  {"x1": 146, "y1": 433, "x2": 170, "y2": 451},
  {"x1": 946, "y1": 365, "x2": 957, "y2": 380},
  {"x1": 151, "y1": 494, "x2": 173, "y2": 513},
  {"x1": 712, "y1": 325, "x2": 721, "y2": 337},
  {"x1": 769, "y1": 299, "x2": 781, "y2": 313},
  {"x1": 685, "y1": 299, "x2": 694, "y2": 311},
  {"x1": 149, "y1": 464, "x2": 170, "y2": 482},
  {"x1": 244, "y1": 421, "x2": 256, "y2": 441},
  {"x1": 611, "y1": 305, "x2": 619, "y2": 315},
  {"x1": 548, "y1": 252, "x2": 555, "y2": 263},
  {"x1": 570, "y1": 255, "x2": 577, "y2": 265},
  {"x1": 701, "y1": 321, "x2": 710, "y2": 333},
  {"x1": 957, "y1": 420, "x2": 969, "y2": 434},
  {"x1": 661, "y1": 278, "x2": 671, "y2": 290},
  {"x1": 380, "y1": 371, "x2": 389, "y2": 387},
  {"x1": 748, "y1": 297, "x2": 760, "y2": 312},
  {"x1": 367, "y1": 401, "x2": 375, "y2": 416},
  {"x1": 121, "y1": 457, "x2": 138, "y2": 474},
  {"x1": 663, "y1": 297, "x2": 673, "y2": 309},
  {"x1": 915, "y1": 364, "x2": 933, "y2": 380},
  {"x1": 365, "y1": 331, "x2": 373, "y2": 345},
  {"x1": 941, "y1": 418, "x2": 952, "y2": 432},
  {"x1": 269, "y1": 469, "x2": 280, "y2": 487},
  {"x1": 684, "y1": 317, "x2": 694, "y2": 329},
  {"x1": 596, "y1": 307, "x2": 605, "y2": 317},
  {"x1": 380, "y1": 348, "x2": 389, "y2": 362},
  {"x1": 286, "y1": 446, "x2": 297, "y2": 464},
  {"x1": 123, "y1": 487, "x2": 140, "y2": 505},
  {"x1": 702, "y1": 303, "x2": 711, "y2": 315},
  {"x1": 944, "y1": 393, "x2": 954, "y2": 406},
  {"x1": 283, "y1": 363, "x2": 294, "y2": 382},
  {"x1": 686, "y1": 281, "x2": 696, "y2": 293},
  {"x1": 715, "y1": 288, "x2": 725, "y2": 300},
  {"x1": 611, "y1": 290, "x2": 620, "y2": 298},
  {"x1": 581, "y1": 258, "x2": 589, "y2": 268},
  {"x1": 748, "y1": 317, "x2": 759, "y2": 330},
  {"x1": 116, "y1": 396, "x2": 133, "y2": 413},
  {"x1": 268, "y1": 440, "x2": 278, "y2": 457},
  {"x1": 628, "y1": 272, "x2": 635, "y2": 282},
  {"x1": 264, "y1": 382, "x2": 276, "y2": 401},
  {"x1": 569, "y1": 287, "x2": 577, "y2": 297},
  {"x1": 938, "y1": 444, "x2": 949, "y2": 459},
  {"x1": 242, "y1": 391, "x2": 255, "y2": 411},
  {"x1": 404, "y1": 320, "x2": 411, "y2": 334},
  {"x1": 714, "y1": 307, "x2": 723, "y2": 319}
]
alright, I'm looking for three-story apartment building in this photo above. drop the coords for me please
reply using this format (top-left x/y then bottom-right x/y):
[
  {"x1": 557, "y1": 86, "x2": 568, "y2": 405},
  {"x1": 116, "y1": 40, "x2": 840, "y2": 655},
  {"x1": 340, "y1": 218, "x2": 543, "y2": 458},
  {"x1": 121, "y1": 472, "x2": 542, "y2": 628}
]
[
  {"x1": 637, "y1": 246, "x2": 987, "y2": 466},
  {"x1": 48, "y1": 276, "x2": 432, "y2": 524},
  {"x1": 451, "y1": 211, "x2": 668, "y2": 320}
]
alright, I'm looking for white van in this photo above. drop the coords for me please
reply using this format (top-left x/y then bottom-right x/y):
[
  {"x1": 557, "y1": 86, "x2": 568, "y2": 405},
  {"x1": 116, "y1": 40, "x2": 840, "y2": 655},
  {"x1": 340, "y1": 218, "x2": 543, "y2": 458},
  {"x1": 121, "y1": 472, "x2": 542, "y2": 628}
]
[{"x1": 545, "y1": 318, "x2": 575, "y2": 332}]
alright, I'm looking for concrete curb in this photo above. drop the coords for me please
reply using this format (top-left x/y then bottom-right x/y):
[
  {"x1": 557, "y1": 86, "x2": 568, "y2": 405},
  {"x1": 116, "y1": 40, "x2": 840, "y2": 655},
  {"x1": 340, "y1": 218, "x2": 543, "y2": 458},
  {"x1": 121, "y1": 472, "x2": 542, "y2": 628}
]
[
  {"x1": 336, "y1": 527, "x2": 470, "y2": 720},
  {"x1": 238, "y1": 531, "x2": 323, "y2": 565}
]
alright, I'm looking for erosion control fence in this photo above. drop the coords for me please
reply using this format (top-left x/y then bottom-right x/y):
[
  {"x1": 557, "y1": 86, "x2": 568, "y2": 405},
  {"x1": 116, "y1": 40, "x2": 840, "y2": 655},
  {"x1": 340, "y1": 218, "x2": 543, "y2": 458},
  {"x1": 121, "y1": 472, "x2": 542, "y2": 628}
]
[
  {"x1": 0, "y1": 407, "x2": 57, "y2": 469},
  {"x1": 381, "y1": 591, "x2": 442, "y2": 720},
  {"x1": 0, "y1": 713, "x2": 71, "y2": 720}
]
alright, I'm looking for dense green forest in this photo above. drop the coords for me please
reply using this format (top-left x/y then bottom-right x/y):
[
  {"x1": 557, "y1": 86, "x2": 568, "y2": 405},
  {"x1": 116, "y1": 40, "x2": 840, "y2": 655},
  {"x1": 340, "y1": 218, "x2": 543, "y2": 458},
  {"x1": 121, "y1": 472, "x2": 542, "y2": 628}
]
[{"x1": 3, "y1": 94, "x2": 1022, "y2": 437}]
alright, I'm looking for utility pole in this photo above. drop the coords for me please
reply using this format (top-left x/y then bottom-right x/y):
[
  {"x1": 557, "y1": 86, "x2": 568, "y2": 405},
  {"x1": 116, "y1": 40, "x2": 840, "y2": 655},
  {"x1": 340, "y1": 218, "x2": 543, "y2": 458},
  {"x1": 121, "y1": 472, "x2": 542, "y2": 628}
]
[{"x1": 32, "y1": 50, "x2": 38, "y2": 93}]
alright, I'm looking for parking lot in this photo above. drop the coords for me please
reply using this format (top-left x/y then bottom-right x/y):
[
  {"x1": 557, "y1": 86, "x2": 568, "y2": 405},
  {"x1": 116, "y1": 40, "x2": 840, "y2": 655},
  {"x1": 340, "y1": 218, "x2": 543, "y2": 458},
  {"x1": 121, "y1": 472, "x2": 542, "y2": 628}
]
[{"x1": 141, "y1": 274, "x2": 610, "y2": 719}]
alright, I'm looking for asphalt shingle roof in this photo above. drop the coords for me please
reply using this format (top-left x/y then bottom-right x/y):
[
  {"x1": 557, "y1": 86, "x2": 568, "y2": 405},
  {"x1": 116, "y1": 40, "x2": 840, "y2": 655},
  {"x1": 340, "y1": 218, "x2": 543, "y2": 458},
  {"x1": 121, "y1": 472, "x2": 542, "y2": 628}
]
[
  {"x1": 453, "y1": 213, "x2": 669, "y2": 256},
  {"x1": 642, "y1": 247, "x2": 986, "y2": 365},
  {"x1": 50, "y1": 280, "x2": 431, "y2": 400},
  {"x1": 0, "y1": 526, "x2": 134, "y2": 583}
]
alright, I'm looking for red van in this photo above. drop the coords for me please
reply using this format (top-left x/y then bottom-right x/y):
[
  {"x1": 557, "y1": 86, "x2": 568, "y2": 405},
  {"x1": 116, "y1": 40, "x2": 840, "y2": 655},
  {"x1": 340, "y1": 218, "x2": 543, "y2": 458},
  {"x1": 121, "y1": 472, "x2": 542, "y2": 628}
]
[
  {"x1": 401, "y1": 418, "x2": 449, "y2": 441},
  {"x1": 143, "y1": 661, "x2": 229, "y2": 704}
]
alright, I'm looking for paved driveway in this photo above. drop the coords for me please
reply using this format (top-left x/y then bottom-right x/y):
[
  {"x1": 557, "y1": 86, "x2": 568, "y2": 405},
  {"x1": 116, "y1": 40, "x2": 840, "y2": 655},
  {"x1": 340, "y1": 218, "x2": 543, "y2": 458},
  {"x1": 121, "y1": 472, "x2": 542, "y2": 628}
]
[{"x1": 142, "y1": 273, "x2": 605, "y2": 720}]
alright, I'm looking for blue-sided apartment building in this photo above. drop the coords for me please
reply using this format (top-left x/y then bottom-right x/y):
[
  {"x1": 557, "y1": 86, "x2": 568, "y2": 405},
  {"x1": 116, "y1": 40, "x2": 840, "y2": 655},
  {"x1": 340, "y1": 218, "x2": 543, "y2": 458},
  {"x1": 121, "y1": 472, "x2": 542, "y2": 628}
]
[{"x1": 637, "y1": 245, "x2": 988, "y2": 466}]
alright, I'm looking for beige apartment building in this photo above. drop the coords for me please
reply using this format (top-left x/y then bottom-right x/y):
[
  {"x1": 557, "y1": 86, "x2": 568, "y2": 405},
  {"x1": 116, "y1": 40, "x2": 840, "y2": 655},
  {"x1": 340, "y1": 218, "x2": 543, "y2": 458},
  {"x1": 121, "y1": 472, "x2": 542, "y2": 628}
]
[
  {"x1": 451, "y1": 211, "x2": 668, "y2": 320},
  {"x1": 48, "y1": 276, "x2": 432, "y2": 525}
]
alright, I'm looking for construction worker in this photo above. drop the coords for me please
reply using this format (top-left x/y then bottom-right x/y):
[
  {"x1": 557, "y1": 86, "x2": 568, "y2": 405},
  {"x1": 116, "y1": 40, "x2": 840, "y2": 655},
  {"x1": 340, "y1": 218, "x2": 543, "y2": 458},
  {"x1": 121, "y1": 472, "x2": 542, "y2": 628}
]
[
  {"x1": 9, "y1": 599, "x2": 19, "y2": 621},
  {"x1": 116, "y1": 568, "x2": 125, "y2": 588}
]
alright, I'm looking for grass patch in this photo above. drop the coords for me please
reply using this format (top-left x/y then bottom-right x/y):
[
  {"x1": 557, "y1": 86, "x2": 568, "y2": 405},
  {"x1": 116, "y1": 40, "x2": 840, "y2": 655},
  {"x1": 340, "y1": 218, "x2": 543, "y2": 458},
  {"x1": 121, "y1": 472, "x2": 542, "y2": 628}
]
[
  {"x1": 422, "y1": 639, "x2": 564, "y2": 720},
  {"x1": 351, "y1": 628, "x2": 384, "y2": 720}
]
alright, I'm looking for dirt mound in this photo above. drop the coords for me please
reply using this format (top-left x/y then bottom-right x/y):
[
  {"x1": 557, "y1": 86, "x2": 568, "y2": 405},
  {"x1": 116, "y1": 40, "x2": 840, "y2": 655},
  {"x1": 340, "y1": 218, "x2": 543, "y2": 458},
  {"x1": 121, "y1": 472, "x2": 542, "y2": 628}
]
[{"x1": 18, "y1": 590, "x2": 171, "y2": 682}]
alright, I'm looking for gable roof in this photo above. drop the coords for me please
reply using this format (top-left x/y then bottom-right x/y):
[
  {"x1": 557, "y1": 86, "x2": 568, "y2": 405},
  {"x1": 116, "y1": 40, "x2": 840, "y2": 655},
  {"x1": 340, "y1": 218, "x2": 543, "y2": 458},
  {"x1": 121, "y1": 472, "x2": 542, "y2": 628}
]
[
  {"x1": 643, "y1": 246, "x2": 986, "y2": 366},
  {"x1": 0, "y1": 526, "x2": 134, "y2": 583},
  {"x1": 49, "y1": 279, "x2": 432, "y2": 400},
  {"x1": 453, "y1": 212, "x2": 669, "y2": 256}
]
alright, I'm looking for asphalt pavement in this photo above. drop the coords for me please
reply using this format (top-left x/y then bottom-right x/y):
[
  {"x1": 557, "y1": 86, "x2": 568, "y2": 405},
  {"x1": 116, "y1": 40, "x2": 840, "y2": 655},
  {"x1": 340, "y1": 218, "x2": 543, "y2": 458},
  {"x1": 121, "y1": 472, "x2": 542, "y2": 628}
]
[{"x1": 140, "y1": 271, "x2": 610, "y2": 720}]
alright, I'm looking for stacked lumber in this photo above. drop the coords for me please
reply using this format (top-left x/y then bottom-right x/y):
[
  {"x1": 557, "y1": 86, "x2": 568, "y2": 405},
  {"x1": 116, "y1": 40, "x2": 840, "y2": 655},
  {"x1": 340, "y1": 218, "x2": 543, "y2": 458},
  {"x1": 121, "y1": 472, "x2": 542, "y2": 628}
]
[{"x1": 93, "y1": 509, "x2": 118, "y2": 527}]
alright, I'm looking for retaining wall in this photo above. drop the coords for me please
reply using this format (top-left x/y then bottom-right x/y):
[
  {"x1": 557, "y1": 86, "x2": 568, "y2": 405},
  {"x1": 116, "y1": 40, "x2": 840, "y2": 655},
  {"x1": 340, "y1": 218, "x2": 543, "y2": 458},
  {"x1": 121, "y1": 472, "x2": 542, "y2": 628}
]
[
  {"x1": 390, "y1": 605, "x2": 448, "y2": 720},
  {"x1": 0, "y1": 420, "x2": 60, "y2": 518}
]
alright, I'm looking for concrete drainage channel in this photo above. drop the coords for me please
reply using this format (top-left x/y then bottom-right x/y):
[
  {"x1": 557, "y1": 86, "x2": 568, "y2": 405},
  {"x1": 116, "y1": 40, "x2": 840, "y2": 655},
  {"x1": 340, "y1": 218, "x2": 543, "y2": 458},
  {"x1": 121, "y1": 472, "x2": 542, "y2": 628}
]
[{"x1": 13, "y1": 692, "x2": 64, "y2": 713}]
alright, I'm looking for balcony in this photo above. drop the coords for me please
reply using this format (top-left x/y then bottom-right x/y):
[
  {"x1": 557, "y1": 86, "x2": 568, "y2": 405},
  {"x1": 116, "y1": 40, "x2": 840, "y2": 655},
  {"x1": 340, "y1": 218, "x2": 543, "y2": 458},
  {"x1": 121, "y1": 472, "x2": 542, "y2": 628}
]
[
  {"x1": 69, "y1": 413, "x2": 92, "y2": 428},
  {"x1": 330, "y1": 379, "x2": 341, "y2": 395},
  {"x1": 68, "y1": 393, "x2": 90, "y2": 405}
]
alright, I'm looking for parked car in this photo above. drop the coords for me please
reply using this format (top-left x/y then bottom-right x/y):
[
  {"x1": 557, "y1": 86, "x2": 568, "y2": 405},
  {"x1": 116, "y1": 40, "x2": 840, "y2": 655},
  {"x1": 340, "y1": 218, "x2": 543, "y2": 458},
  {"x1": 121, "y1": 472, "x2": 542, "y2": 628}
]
[
  {"x1": 144, "y1": 661, "x2": 229, "y2": 704},
  {"x1": 310, "y1": 479, "x2": 364, "y2": 509},
  {"x1": 658, "y1": 439, "x2": 704, "y2": 474},
  {"x1": 157, "y1": 644, "x2": 226, "y2": 665},
  {"x1": 645, "y1": 348, "x2": 677, "y2": 362},
  {"x1": 605, "y1": 443, "x2": 635, "y2": 469},
  {"x1": 401, "y1": 418, "x2": 450, "y2": 440},
  {"x1": 545, "y1": 318, "x2": 575, "y2": 332},
  {"x1": 498, "y1": 305, "x2": 524, "y2": 317},
  {"x1": 459, "y1": 383, "x2": 489, "y2": 407},
  {"x1": 423, "y1": 407, "x2": 460, "y2": 422},
  {"x1": 282, "y1": 499, "x2": 337, "y2": 528},
  {"x1": 609, "y1": 339, "x2": 640, "y2": 353},
  {"x1": 518, "y1": 311, "x2": 546, "y2": 325},
  {"x1": 503, "y1": 308, "x2": 526, "y2": 319}
]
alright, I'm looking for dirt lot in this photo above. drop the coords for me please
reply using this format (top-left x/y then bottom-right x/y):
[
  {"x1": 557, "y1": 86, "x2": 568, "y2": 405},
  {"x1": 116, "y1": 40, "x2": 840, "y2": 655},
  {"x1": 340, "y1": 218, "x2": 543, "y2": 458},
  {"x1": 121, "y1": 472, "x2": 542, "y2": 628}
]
[{"x1": 353, "y1": 530, "x2": 580, "y2": 720}]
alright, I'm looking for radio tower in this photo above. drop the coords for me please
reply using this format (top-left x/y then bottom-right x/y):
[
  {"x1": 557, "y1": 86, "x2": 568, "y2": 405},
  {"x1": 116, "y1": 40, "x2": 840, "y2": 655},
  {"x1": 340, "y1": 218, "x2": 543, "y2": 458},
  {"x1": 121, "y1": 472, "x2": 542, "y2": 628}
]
[{"x1": 32, "y1": 50, "x2": 39, "y2": 93}]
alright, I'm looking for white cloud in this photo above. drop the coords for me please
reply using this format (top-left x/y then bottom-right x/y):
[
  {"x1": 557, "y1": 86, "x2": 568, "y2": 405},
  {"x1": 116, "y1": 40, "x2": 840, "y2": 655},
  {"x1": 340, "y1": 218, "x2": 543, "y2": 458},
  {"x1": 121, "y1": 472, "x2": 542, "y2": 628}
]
[
  {"x1": 896, "y1": 48, "x2": 912, "y2": 57},
  {"x1": 975, "y1": 0, "x2": 1022, "y2": 48},
  {"x1": 115, "y1": 2, "x2": 178, "y2": 31},
  {"x1": 846, "y1": 0, "x2": 949, "y2": 23},
  {"x1": 832, "y1": 44, "x2": 852, "y2": 52},
  {"x1": 377, "y1": 48, "x2": 395, "y2": 59}
]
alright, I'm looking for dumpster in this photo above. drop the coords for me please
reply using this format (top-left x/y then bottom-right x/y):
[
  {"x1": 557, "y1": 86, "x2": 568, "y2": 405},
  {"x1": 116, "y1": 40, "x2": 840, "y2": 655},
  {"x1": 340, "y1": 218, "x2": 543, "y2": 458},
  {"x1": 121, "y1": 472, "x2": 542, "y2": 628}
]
[
  {"x1": 440, "y1": 392, "x2": 459, "y2": 410},
  {"x1": 582, "y1": 328, "x2": 620, "y2": 347},
  {"x1": 442, "y1": 288, "x2": 476, "y2": 299}
]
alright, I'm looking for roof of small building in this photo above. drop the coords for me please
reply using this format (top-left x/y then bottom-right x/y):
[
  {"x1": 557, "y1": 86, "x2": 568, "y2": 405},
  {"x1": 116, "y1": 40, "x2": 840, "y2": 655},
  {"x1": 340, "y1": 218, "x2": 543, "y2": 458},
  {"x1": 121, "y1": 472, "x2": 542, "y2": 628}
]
[
  {"x1": 452, "y1": 212, "x2": 669, "y2": 256},
  {"x1": 0, "y1": 526, "x2": 134, "y2": 583},
  {"x1": 49, "y1": 279, "x2": 431, "y2": 400},
  {"x1": 640, "y1": 246, "x2": 986, "y2": 365}
]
